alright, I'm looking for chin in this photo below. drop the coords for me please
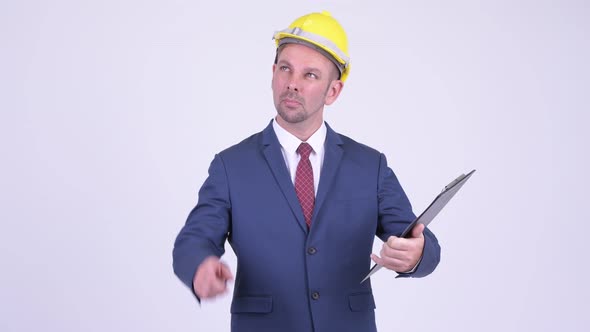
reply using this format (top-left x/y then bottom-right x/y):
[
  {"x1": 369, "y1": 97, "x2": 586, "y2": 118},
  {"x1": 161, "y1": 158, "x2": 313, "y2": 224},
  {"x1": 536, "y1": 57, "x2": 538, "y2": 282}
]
[{"x1": 278, "y1": 110, "x2": 306, "y2": 124}]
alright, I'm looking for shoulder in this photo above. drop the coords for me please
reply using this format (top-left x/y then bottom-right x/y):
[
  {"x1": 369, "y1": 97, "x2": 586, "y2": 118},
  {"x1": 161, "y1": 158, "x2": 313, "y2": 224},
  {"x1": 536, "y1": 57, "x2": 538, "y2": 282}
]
[
  {"x1": 216, "y1": 131, "x2": 263, "y2": 160},
  {"x1": 337, "y1": 132, "x2": 382, "y2": 156},
  {"x1": 328, "y1": 127, "x2": 386, "y2": 171},
  {"x1": 326, "y1": 122, "x2": 382, "y2": 156}
]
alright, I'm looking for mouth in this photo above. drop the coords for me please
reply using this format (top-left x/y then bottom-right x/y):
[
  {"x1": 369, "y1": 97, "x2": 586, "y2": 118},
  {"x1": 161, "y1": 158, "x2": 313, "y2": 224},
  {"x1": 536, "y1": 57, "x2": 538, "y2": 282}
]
[{"x1": 281, "y1": 97, "x2": 302, "y2": 108}]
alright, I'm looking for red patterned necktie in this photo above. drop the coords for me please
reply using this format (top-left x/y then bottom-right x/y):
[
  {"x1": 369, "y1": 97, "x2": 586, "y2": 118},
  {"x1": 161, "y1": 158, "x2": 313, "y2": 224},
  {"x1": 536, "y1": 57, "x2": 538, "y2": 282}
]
[{"x1": 295, "y1": 143, "x2": 315, "y2": 228}]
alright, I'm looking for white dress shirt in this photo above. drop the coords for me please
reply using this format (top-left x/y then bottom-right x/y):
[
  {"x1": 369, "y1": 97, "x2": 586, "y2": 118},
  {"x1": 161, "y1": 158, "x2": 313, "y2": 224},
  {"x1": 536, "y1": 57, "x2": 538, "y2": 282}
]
[{"x1": 272, "y1": 118, "x2": 326, "y2": 196}]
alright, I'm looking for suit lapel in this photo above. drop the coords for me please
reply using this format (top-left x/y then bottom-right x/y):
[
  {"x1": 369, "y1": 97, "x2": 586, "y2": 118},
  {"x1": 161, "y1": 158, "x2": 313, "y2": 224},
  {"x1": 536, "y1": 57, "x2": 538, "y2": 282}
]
[
  {"x1": 312, "y1": 123, "x2": 344, "y2": 224},
  {"x1": 260, "y1": 122, "x2": 308, "y2": 233}
]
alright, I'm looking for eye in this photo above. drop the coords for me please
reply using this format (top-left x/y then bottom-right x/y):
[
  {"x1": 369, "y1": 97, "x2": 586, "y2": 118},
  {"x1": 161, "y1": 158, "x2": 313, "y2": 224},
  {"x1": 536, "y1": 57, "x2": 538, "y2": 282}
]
[
  {"x1": 279, "y1": 66, "x2": 290, "y2": 72},
  {"x1": 306, "y1": 72, "x2": 318, "y2": 79}
]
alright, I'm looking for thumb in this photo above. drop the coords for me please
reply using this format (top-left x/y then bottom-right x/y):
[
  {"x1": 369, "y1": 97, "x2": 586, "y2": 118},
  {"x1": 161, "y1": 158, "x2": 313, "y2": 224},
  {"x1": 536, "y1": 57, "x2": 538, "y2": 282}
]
[
  {"x1": 218, "y1": 263, "x2": 234, "y2": 281},
  {"x1": 411, "y1": 223, "x2": 425, "y2": 238}
]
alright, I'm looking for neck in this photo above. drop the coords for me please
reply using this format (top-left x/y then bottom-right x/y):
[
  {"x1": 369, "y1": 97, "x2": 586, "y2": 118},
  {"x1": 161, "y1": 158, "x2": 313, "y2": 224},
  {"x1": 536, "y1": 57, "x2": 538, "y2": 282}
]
[{"x1": 275, "y1": 116, "x2": 323, "y2": 141}]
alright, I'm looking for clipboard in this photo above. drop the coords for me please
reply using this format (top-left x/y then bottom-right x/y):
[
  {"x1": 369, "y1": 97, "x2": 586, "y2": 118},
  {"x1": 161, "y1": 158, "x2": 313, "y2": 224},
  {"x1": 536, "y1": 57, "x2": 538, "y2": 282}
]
[{"x1": 360, "y1": 169, "x2": 476, "y2": 283}]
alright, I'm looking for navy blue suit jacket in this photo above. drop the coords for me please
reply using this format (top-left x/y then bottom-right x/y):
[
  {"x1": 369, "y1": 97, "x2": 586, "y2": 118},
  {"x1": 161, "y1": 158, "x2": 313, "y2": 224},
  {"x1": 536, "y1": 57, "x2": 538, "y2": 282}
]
[{"x1": 173, "y1": 121, "x2": 440, "y2": 332}]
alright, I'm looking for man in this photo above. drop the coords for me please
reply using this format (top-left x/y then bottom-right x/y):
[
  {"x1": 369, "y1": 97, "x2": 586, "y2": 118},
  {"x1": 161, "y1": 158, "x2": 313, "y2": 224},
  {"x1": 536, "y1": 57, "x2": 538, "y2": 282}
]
[{"x1": 173, "y1": 11, "x2": 440, "y2": 332}]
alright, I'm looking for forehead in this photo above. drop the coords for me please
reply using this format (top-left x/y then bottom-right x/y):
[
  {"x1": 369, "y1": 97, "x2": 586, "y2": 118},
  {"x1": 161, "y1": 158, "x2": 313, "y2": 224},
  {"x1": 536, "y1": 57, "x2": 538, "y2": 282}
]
[{"x1": 277, "y1": 43, "x2": 334, "y2": 70}]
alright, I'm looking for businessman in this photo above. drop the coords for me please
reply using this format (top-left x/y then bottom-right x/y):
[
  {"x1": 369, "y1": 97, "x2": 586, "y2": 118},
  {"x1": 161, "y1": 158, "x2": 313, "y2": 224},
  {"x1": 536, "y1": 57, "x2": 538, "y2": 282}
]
[{"x1": 173, "y1": 11, "x2": 441, "y2": 332}]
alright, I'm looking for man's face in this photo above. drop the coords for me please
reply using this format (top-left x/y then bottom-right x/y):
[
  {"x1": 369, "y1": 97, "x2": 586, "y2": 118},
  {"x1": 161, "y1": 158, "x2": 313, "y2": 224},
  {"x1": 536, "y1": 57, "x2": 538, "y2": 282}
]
[{"x1": 271, "y1": 43, "x2": 342, "y2": 128}]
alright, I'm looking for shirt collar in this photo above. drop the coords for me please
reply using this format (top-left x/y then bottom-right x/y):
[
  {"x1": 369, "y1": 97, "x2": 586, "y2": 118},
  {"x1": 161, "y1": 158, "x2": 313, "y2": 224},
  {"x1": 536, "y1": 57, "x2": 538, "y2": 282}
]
[{"x1": 272, "y1": 118, "x2": 327, "y2": 155}]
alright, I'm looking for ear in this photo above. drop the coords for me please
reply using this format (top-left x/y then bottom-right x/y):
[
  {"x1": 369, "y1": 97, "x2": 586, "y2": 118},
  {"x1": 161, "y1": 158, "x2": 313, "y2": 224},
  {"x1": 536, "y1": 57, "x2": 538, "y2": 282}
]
[
  {"x1": 271, "y1": 64, "x2": 276, "y2": 89},
  {"x1": 324, "y1": 80, "x2": 344, "y2": 106}
]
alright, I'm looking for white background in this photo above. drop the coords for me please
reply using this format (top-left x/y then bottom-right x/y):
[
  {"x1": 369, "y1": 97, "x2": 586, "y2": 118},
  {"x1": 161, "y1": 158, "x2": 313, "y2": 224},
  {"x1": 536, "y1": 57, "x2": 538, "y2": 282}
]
[{"x1": 2, "y1": 0, "x2": 589, "y2": 331}]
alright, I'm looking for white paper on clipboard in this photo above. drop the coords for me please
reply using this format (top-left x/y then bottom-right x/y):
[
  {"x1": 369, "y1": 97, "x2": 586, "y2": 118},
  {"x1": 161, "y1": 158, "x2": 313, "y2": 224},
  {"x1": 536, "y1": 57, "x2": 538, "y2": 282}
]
[{"x1": 360, "y1": 169, "x2": 476, "y2": 283}]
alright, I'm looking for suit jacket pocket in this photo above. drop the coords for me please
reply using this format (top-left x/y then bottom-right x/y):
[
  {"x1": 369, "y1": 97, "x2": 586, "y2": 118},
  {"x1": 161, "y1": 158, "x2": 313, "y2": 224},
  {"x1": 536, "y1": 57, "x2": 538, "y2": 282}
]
[
  {"x1": 348, "y1": 292, "x2": 376, "y2": 312},
  {"x1": 231, "y1": 296, "x2": 273, "y2": 314}
]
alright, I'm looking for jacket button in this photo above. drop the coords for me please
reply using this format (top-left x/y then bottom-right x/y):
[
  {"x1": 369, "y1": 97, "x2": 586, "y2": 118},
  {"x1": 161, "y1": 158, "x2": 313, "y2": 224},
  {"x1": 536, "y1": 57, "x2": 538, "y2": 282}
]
[
  {"x1": 307, "y1": 247, "x2": 317, "y2": 255},
  {"x1": 311, "y1": 292, "x2": 320, "y2": 300}
]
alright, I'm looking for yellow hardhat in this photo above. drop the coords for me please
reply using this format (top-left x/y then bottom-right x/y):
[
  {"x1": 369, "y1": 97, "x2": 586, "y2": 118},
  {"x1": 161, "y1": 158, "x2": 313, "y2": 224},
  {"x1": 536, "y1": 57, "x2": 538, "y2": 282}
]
[{"x1": 273, "y1": 11, "x2": 351, "y2": 82}]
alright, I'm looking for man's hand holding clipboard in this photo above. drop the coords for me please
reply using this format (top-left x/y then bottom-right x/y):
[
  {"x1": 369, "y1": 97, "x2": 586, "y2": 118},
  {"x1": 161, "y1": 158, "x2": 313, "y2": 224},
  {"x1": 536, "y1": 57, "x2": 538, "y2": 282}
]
[{"x1": 361, "y1": 169, "x2": 476, "y2": 283}]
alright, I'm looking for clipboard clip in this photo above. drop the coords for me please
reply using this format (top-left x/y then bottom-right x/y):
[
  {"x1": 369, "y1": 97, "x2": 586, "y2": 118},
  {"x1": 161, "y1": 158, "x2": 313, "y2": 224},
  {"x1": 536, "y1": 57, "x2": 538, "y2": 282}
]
[{"x1": 444, "y1": 173, "x2": 467, "y2": 192}]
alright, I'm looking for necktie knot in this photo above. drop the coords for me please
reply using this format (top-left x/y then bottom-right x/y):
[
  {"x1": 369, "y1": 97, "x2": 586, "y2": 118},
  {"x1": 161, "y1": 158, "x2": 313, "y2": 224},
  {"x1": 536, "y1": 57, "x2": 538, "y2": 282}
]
[{"x1": 297, "y1": 142, "x2": 313, "y2": 160}]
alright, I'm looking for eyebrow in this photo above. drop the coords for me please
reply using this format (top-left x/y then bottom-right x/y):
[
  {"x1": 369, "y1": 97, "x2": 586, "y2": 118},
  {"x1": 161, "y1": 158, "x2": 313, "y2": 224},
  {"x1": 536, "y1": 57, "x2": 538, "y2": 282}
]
[{"x1": 277, "y1": 59, "x2": 322, "y2": 74}]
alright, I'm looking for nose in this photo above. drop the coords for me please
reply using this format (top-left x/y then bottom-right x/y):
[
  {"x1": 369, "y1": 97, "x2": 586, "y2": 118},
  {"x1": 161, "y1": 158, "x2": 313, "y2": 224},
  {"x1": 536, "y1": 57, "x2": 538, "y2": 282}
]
[{"x1": 287, "y1": 78, "x2": 299, "y2": 92}]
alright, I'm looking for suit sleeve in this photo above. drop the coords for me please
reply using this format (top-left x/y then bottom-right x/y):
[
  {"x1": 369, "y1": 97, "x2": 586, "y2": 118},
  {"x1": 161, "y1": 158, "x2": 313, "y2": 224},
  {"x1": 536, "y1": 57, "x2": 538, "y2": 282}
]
[
  {"x1": 173, "y1": 154, "x2": 232, "y2": 295},
  {"x1": 376, "y1": 153, "x2": 441, "y2": 278}
]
